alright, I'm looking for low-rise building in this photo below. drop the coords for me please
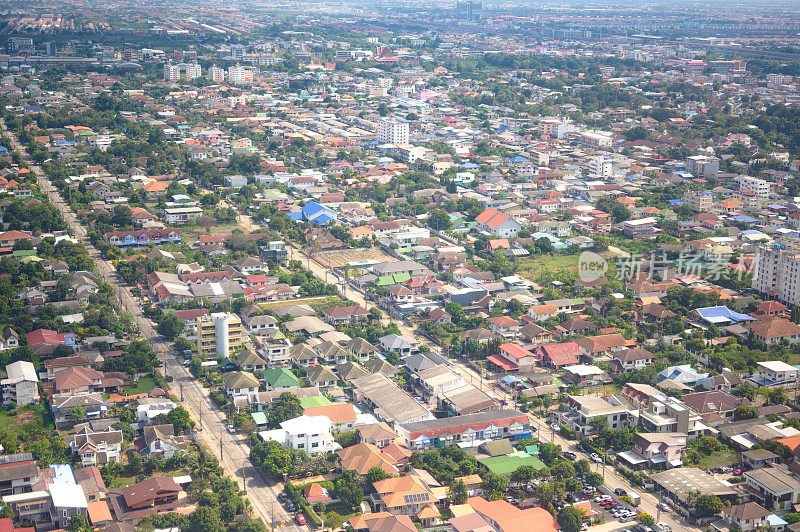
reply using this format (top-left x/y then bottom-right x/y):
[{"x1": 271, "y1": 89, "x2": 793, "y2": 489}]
[
  {"x1": 397, "y1": 410, "x2": 530, "y2": 450},
  {"x1": 259, "y1": 415, "x2": 338, "y2": 455}
]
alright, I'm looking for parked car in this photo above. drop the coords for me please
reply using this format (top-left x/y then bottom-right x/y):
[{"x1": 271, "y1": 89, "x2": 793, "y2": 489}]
[
  {"x1": 591, "y1": 453, "x2": 603, "y2": 463},
  {"x1": 296, "y1": 514, "x2": 306, "y2": 526},
  {"x1": 563, "y1": 451, "x2": 577, "y2": 460},
  {"x1": 551, "y1": 423, "x2": 561, "y2": 432},
  {"x1": 614, "y1": 488, "x2": 628, "y2": 497},
  {"x1": 227, "y1": 424, "x2": 236, "y2": 434}
]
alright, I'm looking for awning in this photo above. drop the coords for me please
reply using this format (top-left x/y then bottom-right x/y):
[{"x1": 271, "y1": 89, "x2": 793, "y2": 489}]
[
  {"x1": 617, "y1": 450, "x2": 648, "y2": 465},
  {"x1": 651, "y1": 456, "x2": 666, "y2": 464},
  {"x1": 669, "y1": 459, "x2": 683, "y2": 468},
  {"x1": 486, "y1": 354, "x2": 518, "y2": 371}
]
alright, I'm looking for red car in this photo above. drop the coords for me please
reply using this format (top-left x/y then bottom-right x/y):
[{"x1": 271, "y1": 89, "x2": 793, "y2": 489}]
[{"x1": 296, "y1": 513, "x2": 306, "y2": 526}]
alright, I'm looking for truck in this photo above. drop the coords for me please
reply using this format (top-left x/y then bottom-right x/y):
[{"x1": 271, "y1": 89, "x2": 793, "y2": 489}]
[{"x1": 628, "y1": 491, "x2": 641, "y2": 506}]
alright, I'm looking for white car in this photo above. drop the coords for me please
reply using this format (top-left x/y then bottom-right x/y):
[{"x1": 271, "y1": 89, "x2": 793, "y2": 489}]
[
  {"x1": 590, "y1": 453, "x2": 603, "y2": 463},
  {"x1": 551, "y1": 423, "x2": 561, "y2": 432}
]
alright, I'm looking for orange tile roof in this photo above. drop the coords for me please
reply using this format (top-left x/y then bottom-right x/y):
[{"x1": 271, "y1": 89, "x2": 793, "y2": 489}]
[
  {"x1": 373, "y1": 476, "x2": 436, "y2": 509},
  {"x1": 468, "y1": 497, "x2": 560, "y2": 532},
  {"x1": 305, "y1": 403, "x2": 357, "y2": 424}
]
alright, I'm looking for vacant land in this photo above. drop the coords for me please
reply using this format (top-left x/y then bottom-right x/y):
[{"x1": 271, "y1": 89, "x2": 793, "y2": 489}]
[
  {"x1": 518, "y1": 254, "x2": 580, "y2": 277},
  {"x1": 694, "y1": 449, "x2": 739, "y2": 469},
  {"x1": 124, "y1": 377, "x2": 157, "y2": 395},
  {"x1": 314, "y1": 248, "x2": 396, "y2": 268}
]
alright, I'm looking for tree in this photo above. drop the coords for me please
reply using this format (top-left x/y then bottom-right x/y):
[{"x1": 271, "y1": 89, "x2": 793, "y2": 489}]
[
  {"x1": 445, "y1": 302, "x2": 466, "y2": 325},
  {"x1": 67, "y1": 514, "x2": 89, "y2": 532},
  {"x1": 166, "y1": 406, "x2": 194, "y2": 433},
  {"x1": 157, "y1": 312, "x2": 185, "y2": 340},
  {"x1": 481, "y1": 472, "x2": 509, "y2": 501},
  {"x1": 550, "y1": 461, "x2": 575, "y2": 480},
  {"x1": 250, "y1": 440, "x2": 297, "y2": 477},
  {"x1": 535, "y1": 482, "x2": 564, "y2": 506},
  {"x1": 734, "y1": 382, "x2": 755, "y2": 400},
  {"x1": 335, "y1": 470, "x2": 364, "y2": 511},
  {"x1": 574, "y1": 459, "x2": 591, "y2": 477},
  {"x1": 611, "y1": 204, "x2": 631, "y2": 223},
  {"x1": 449, "y1": 479, "x2": 469, "y2": 504},
  {"x1": 366, "y1": 466, "x2": 390, "y2": 484},
  {"x1": 189, "y1": 505, "x2": 223, "y2": 532},
  {"x1": 69, "y1": 406, "x2": 86, "y2": 423},
  {"x1": 556, "y1": 506, "x2": 583, "y2": 532},
  {"x1": 427, "y1": 210, "x2": 451, "y2": 231},
  {"x1": 695, "y1": 494, "x2": 723, "y2": 517},
  {"x1": 639, "y1": 513, "x2": 655, "y2": 527},
  {"x1": 734, "y1": 405, "x2": 758, "y2": 420},
  {"x1": 539, "y1": 442, "x2": 561, "y2": 465},
  {"x1": 267, "y1": 393, "x2": 303, "y2": 427},
  {"x1": 585, "y1": 472, "x2": 604, "y2": 488},
  {"x1": 510, "y1": 465, "x2": 538, "y2": 483}
]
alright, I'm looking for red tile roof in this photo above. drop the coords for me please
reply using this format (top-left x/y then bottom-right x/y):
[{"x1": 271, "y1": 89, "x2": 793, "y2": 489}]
[{"x1": 539, "y1": 342, "x2": 581, "y2": 366}]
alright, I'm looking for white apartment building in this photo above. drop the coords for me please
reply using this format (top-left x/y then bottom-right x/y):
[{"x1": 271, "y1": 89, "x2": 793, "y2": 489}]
[
  {"x1": 209, "y1": 65, "x2": 226, "y2": 82},
  {"x1": 377, "y1": 119, "x2": 409, "y2": 145},
  {"x1": 228, "y1": 65, "x2": 253, "y2": 84},
  {"x1": 589, "y1": 156, "x2": 613, "y2": 177},
  {"x1": 538, "y1": 119, "x2": 576, "y2": 139},
  {"x1": 1, "y1": 361, "x2": 38, "y2": 406},
  {"x1": 753, "y1": 242, "x2": 800, "y2": 306},
  {"x1": 734, "y1": 174, "x2": 770, "y2": 198},
  {"x1": 137, "y1": 397, "x2": 177, "y2": 424},
  {"x1": 163, "y1": 62, "x2": 202, "y2": 81},
  {"x1": 258, "y1": 415, "x2": 337, "y2": 455}
]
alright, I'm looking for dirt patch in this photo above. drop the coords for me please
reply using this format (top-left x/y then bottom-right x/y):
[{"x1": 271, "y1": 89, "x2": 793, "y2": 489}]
[{"x1": 314, "y1": 248, "x2": 396, "y2": 268}]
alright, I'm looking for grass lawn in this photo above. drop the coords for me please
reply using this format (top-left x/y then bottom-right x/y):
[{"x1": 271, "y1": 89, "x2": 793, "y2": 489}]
[
  {"x1": 123, "y1": 377, "x2": 156, "y2": 395},
  {"x1": 261, "y1": 296, "x2": 343, "y2": 309},
  {"x1": 694, "y1": 450, "x2": 739, "y2": 469},
  {"x1": 518, "y1": 254, "x2": 580, "y2": 278},
  {"x1": 0, "y1": 405, "x2": 54, "y2": 433}
]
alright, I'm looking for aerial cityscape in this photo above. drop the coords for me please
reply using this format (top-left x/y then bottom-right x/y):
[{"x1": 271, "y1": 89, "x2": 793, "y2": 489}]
[{"x1": 2, "y1": 1, "x2": 800, "y2": 532}]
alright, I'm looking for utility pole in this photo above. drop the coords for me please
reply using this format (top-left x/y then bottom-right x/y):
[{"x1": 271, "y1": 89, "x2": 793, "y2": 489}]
[
  {"x1": 242, "y1": 462, "x2": 247, "y2": 494},
  {"x1": 220, "y1": 437, "x2": 223, "y2": 461},
  {"x1": 270, "y1": 501, "x2": 275, "y2": 532},
  {"x1": 180, "y1": 382, "x2": 184, "y2": 402}
]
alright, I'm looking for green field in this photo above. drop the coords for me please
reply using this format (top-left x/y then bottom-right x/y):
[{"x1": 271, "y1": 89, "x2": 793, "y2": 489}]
[
  {"x1": 694, "y1": 450, "x2": 739, "y2": 469},
  {"x1": 123, "y1": 377, "x2": 156, "y2": 395},
  {"x1": 518, "y1": 254, "x2": 580, "y2": 278},
  {"x1": 479, "y1": 455, "x2": 546, "y2": 476}
]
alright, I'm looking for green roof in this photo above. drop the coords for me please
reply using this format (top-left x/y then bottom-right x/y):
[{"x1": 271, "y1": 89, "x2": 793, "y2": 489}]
[
  {"x1": 300, "y1": 396, "x2": 333, "y2": 408},
  {"x1": 479, "y1": 454, "x2": 546, "y2": 476},
  {"x1": 375, "y1": 273, "x2": 412, "y2": 286},
  {"x1": 569, "y1": 298, "x2": 585, "y2": 305},
  {"x1": 251, "y1": 411, "x2": 268, "y2": 426},
  {"x1": 262, "y1": 367, "x2": 300, "y2": 388},
  {"x1": 13, "y1": 250, "x2": 36, "y2": 257}
]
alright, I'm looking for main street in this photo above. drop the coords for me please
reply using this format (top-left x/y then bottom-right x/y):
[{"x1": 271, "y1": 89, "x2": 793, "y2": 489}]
[{"x1": 0, "y1": 120, "x2": 301, "y2": 531}]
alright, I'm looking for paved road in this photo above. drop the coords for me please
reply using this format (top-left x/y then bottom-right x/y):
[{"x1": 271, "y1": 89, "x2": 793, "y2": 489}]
[{"x1": 0, "y1": 121, "x2": 302, "y2": 531}]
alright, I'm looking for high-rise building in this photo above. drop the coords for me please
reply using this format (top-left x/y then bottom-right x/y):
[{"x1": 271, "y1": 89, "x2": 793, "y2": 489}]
[
  {"x1": 196, "y1": 312, "x2": 243, "y2": 358},
  {"x1": 377, "y1": 119, "x2": 409, "y2": 145},
  {"x1": 209, "y1": 65, "x2": 226, "y2": 83},
  {"x1": 230, "y1": 44, "x2": 246, "y2": 60},
  {"x1": 456, "y1": 0, "x2": 482, "y2": 21},
  {"x1": 228, "y1": 64, "x2": 253, "y2": 84},
  {"x1": 163, "y1": 62, "x2": 202, "y2": 81},
  {"x1": 753, "y1": 241, "x2": 800, "y2": 307}
]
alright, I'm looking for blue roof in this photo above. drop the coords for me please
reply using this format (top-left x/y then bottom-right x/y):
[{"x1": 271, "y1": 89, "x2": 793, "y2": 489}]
[
  {"x1": 460, "y1": 162, "x2": 479, "y2": 169},
  {"x1": 729, "y1": 215, "x2": 758, "y2": 223},
  {"x1": 501, "y1": 375, "x2": 521, "y2": 384},
  {"x1": 767, "y1": 515, "x2": 787, "y2": 527},
  {"x1": 53, "y1": 141, "x2": 75, "y2": 146},
  {"x1": 767, "y1": 204, "x2": 786, "y2": 210},
  {"x1": 509, "y1": 156, "x2": 529, "y2": 163},
  {"x1": 668, "y1": 199, "x2": 683, "y2": 205},
  {"x1": 695, "y1": 306, "x2": 756, "y2": 324}
]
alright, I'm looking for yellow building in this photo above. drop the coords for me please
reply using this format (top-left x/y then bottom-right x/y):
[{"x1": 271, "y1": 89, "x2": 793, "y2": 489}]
[{"x1": 197, "y1": 312, "x2": 243, "y2": 358}]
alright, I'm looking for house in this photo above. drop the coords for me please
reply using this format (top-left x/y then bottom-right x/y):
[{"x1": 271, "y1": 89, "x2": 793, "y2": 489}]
[
  {"x1": 136, "y1": 396, "x2": 176, "y2": 423},
  {"x1": 617, "y1": 432, "x2": 687, "y2": 470},
  {"x1": 52, "y1": 393, "x2": 105, "y2": 428},
  {"x1": 475, "y1": 208, "x2": 523, "y2": 238},
  {"x1": 466, "y1": 496, "x2": 560, "y2": 532},
  {"x1": 415, "y1": 366, "x2": 465, "y2": 400},
  {"x1": 487, "y1": 343, "x2": 538, "y2": 373},
  {"x1": 262, "y1": 368, "x2": 301, "y2": 391},
  {"x1": 610, "y1": 347, "x2": 655, "y2": 373},
  {"x1": 1, "y1": 361, "x2": 38, "y2": 406},
  {"x1": 305, "y1": 403, "x2": 357, "y2": 432},
  {"x1": 371, "y1": 476, "x2": 437, "y2": 516},
  {"x1": 259, "y1": 415, "x2": 337, "y2": 455},
  {"x1": 527, "y1": 304, "x2": 558, "y2": 322},
  {"x1": 350, "y1": 373, "x2": 433, "y2": 426},
  {"x1": 70, "y1": 427, "x2": 123, "y2": 466},
  {"x1": 0, "y1": 454, "x2": 38, "y2": 496},
  {"x1": 486, "y1": 316, "x2": 519, "y2": 339},
  {"x1": 338, "y1": 442, "x2": 399, "y2": 476},
  {"x1": 518, "y1": 324, "x2": 553, "y2": 346},
  {"x1": 0, "y1": 329, "x2": 19, "y2": 352},
  {"x1": 320, "y1": 304, "x2": 369, "y2": 325},
  {"x1": 682, "y1": 390, "x2": 740, "y2": 424},
  {"x1": 747, "y1": 318, "x2": 800, "y2": 348},
  {"x1": 657, "y1": 364, "x2": 709, "y2": 387},
  {"x1": 742, "y1": 449, "x2": 781, "y2": 470},
  {"x1": 379, "y1": 334, "x2": 419, "y2": 357},
  {"x1": 721, "y1": 502, "x2": 771, "y2": 531},
  {"x1": 236, "y1": 349, "x2": 269, "y2": 373},
  {"x1": 349, "y1": 514, "x2": 416, "y2": 532},
  {"x1": 142, "y1": 424, "x2": 189, "y2": 459},
  {"x1": 562, "y1": 364, "x2": 608, "y2": 386},
  {"x1": 539, "y1": 342, "x2": 581, "y2": 368},
  {"x1": 243, "y1": 314, "x2": 278, "y2": 334},
  {"x1": 751, "y1": 360, "x2": 798, "y2": 387},
  {"x1": 306, "y1": 365, "x2": 338, "y2": 389},
  {"x1": 744, "y1": 465, "x2": 800, "y2": 511},
  {"x1": 650, "y1": 468, "x2": 737, "y2": 517},
  {"x1": 359, "y1": 422, "x2": 400, "y2": 449},
  {"x1": 397, "y1": 410, "x2": 530, "y2": 450},
  {"x1": 699, "y1": 368, "x2": 742, "y2": 393},
  {"x1": 560, "y1": 395, "x2": 632, "y2": 436},
  {"x1": 116, "y1": 476, "x2": 181, "y2": 510},
  {"x1": 303, "y1": 483, "x2": 333, "y2": 505},
  {"x1": 222, "y1": 371, "x2": 259, "y2": 399},
  {"x1": 575, "y1": 333, "x2": 629, "y2": 360}
]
